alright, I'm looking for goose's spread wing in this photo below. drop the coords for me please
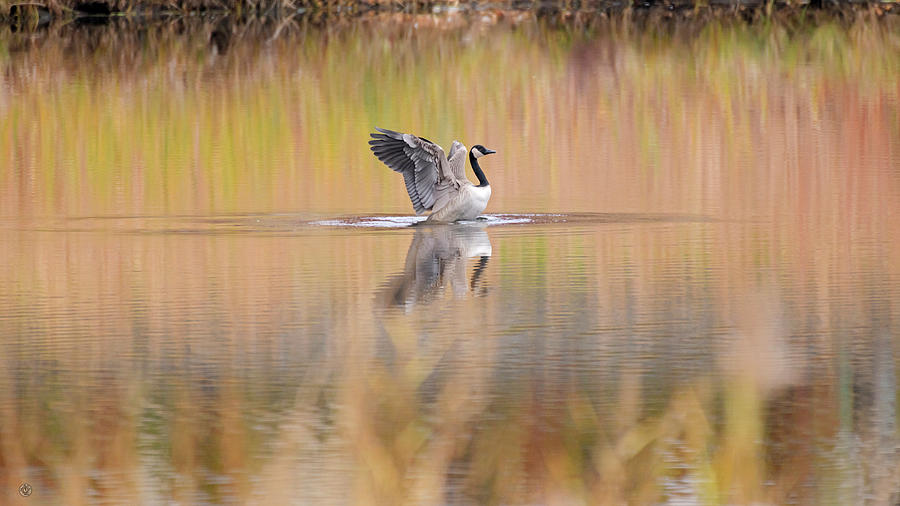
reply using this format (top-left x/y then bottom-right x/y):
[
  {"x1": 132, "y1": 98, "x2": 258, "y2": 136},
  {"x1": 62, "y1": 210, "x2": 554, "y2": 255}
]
[
  {"x1": 369, "y1": 127, "x2": 458, "y2": 215},
  {"x1": 447, "y1": 141, "x2": 468, "y2": 182},
  {"x1": 426, "y1": 140, "x2": 468, "y2": 213}
]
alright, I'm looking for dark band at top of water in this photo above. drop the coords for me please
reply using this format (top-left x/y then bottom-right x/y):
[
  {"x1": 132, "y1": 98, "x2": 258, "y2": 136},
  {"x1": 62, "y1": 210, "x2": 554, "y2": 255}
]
[{"x1": 6, "y1": 0, "x2": 897, "y2": 31}]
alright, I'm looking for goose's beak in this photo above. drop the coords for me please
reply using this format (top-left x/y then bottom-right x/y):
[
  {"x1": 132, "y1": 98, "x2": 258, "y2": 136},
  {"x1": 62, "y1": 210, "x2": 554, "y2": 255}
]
[{"x1": 483, "y1": 148, "x2": 497, "y2": 155}]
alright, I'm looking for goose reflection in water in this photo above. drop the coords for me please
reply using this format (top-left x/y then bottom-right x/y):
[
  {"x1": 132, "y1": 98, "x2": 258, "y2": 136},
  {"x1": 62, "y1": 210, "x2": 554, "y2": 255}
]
[{"x1": 379, "y1": 224, "x2": 492, "y2": 309}]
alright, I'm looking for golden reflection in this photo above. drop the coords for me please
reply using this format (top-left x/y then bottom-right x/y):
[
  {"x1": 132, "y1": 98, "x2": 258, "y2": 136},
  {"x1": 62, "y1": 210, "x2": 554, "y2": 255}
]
[
  {"x1": 378, "y1": 224, "x2": 492, "y2": 310},
  {"x1": 0, "y1": 12, "x2": 899, "y2": 505}
]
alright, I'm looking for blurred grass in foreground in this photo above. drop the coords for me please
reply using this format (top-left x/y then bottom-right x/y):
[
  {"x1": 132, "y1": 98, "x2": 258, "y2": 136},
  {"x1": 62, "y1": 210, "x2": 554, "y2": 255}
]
[{"x1": 1, "y1": 224, "x2": 897, "y2": 504}]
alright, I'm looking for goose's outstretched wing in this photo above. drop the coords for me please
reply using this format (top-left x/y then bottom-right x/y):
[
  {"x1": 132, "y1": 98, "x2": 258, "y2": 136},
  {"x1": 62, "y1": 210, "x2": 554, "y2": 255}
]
[
  {"x1": 369, "y1": 127, "x2": 455, "y2": 215},
  {"x1": 447, "y1": 140, "x2": 468, "y2": 182}
]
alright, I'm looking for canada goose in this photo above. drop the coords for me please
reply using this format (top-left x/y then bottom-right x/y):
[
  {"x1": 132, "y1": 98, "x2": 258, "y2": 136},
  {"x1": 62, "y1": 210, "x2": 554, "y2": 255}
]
[
  {"x1": 369, "y1": 127, "x2": 497, "y2": 222},
  {"x1": 377, "y1": 224, "x2": 492, "y2": 309}
]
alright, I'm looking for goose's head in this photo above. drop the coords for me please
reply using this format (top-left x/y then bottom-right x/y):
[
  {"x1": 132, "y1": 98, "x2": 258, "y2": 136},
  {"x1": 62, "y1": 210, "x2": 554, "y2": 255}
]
[{"x1": 470, "y1": 145, "x2": 497, "y2": 158}]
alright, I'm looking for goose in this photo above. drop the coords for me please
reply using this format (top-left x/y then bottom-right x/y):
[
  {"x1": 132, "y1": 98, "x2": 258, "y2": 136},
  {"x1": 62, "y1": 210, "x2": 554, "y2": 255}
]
[
  {"x1": 378, "y1": 224, "x2": 492, "y2": 309},
  {"x1": 369, "y1": 127, "x2": 497, "y2": 222}
]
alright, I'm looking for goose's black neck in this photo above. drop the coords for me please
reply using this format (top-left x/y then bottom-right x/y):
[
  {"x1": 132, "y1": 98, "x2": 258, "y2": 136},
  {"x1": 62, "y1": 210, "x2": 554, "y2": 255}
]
[{"x1": 470, "y1": 151, "x2": 490, "y2": 187}]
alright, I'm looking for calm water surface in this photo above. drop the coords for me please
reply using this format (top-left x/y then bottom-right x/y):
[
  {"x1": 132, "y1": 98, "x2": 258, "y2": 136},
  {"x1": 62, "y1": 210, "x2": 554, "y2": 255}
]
[{"x1": 2, "y1": 14, "x2": 900, "y2": 504}]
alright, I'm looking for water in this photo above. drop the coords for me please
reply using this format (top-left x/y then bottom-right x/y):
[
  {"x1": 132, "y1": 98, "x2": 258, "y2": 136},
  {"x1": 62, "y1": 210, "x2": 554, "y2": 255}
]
[{"x1": 2, "y1": 13, "x2": 900, "y2": 504}]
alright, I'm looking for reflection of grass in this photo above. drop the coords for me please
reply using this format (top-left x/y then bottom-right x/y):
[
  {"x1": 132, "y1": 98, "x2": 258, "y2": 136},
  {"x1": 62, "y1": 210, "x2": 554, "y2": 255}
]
[
  {"x1": 1, "y1": 13, "x2": 900, "y2": 504},
  {"x1": 0, "y1": 224, "x2": 896, "y2": 502},
  {"x1": 2, "y1": 12, "x2": 898, "y2": 218}
]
